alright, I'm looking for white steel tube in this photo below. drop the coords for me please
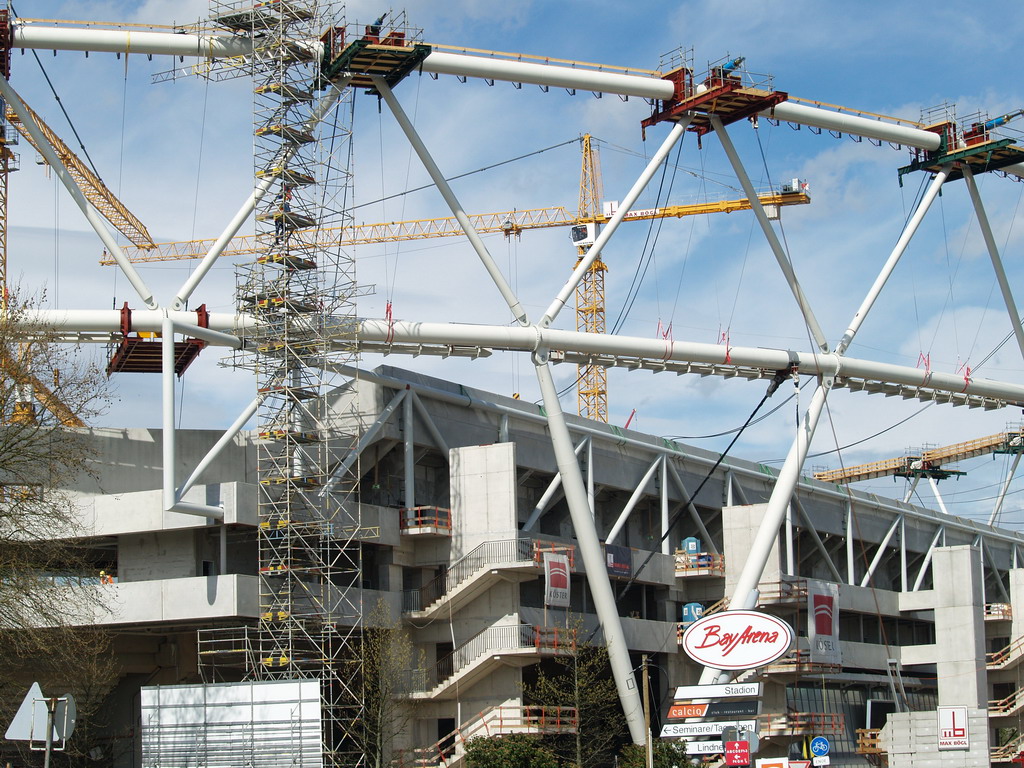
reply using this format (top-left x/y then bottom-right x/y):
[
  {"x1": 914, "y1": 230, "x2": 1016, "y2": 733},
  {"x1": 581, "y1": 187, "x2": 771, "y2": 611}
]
[
  {"x1": 162, "y1": 316, "x2": 175, "y2": 514},
  {"x1": 903, "y1": 476, "x2": 920, "y2": 504},
  {"x1": 535, "y1": 357, "x2": 646, "y2": 744},
  {"x1": 928, "y1": 477, "x2": 951, "y2": 517},
  {"x1": 18, "y1": 309, "x2": 255, "y2": 336},
  {"x1": 410, "y1": 392, "x2": 451, "y2": 455},
  {"x1": 660, "y1": 456, "x2": 670, "y2": 556},
  {"x1": 13, "y1": 25, "x2": 258, "y2": 58},
  {"x1": 606, "y1": 456, "x2": 661, "y2": 544},
  {"x1": 912, "y1": 527, "x2": 945, "y2": 592},
  {"x1": 521, "y1": 437, "x2": 588, "y2": 532},
  {"x1": 0, "y1": 77, "x2": 158, "y2": 309},
  {"x1": 541, "y1": 118, "x2": 691, "y2": 328},
  {"x1": 713, "y1": 115, "x2": 828, "y2": 351},
  {"x1": 766, "y1": 101, "x2": 941, "y2": 151},
  {"x1": 356, "y1": 319, "x2": 1024, "y2": 405},
  {"x1": 169, "y1": 320, "x2": 242, "y2": 349},
  {"x1": 989, "y1": 453, "x2": 1022, "y2": 526},
  {"x1": 320, "y1": 389, "x2": 408, "y2": 496},
  {"x1": 859, "y1": 515, "x2": 902, "y2": 588},
  {"x1": 161, "y1": 316, "x2": 225, "y2": 520},
  {"x1": 836, "y1": 166, "x2": 951, "y2": 355},
  {"x1": 178, "y1": 395, "x2": 263, "y2": 497},
  {"x1": 404, "y1": 390, "x2": 415, "y2": 510},
  {"x1": 373, "y1": 76, "x2": 529, "y2": 326},
  {"x1": 665, "y1": 462, "x2": 718, "y2": 555},
  {"x1": 963, "y1": 166, "x2": 1024, "y2": 363},
  {"x1": 421, "y1": 51, "x2": 675, "y2": 100},
  {"x1": 173, "y1": 82, "x2": 349, "y2": 309}
]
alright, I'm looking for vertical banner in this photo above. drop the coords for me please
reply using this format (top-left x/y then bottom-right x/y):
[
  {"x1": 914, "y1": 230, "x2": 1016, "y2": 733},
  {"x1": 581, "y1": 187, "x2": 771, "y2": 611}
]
[
  {"x1": 543, "y1": 552, "x2": 571, "y2": 608},
  {"x1": 807, "y1": 580, "x2": 841, "y2": 664}
]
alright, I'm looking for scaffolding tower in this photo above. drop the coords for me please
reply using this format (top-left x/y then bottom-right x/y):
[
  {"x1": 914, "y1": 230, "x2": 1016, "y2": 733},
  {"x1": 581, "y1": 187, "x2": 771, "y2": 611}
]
[{"x1": 196, "y1": 2, "x2": 366, "y2": 766}]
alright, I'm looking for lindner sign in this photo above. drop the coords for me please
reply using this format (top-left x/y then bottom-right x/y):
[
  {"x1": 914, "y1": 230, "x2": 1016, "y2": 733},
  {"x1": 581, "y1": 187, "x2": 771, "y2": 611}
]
[{"x1": 681, "y1": 610, "x2": 793, "y2": 670}]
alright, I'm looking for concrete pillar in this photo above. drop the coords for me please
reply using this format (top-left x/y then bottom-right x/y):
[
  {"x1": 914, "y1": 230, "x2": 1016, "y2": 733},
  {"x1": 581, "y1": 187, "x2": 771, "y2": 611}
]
[
  {"x1": 722, "y1": 504, "x2": 783, "y2": 599},
  {"x1": 931, "y1": 546, "x2": 986, "y2": 708}
]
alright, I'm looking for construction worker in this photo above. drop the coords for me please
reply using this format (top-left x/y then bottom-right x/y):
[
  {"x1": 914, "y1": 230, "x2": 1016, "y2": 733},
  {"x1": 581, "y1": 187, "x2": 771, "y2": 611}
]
[
  {"x1": 274, "y1": 185, "x2": 292, "y2": 244},
  {"x1": 99, "y1": 570, "x2": 113, "y2": 585}
]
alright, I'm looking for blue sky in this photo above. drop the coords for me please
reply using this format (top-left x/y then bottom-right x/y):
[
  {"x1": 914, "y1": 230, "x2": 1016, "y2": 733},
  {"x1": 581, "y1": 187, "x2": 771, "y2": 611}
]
[{"x1": 10, "y1": 0, "x2": 1024, "y2": 524}]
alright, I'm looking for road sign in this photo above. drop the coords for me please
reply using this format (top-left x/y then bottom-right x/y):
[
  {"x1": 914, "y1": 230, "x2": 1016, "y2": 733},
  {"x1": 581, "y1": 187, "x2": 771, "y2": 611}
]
[
  {"x1": 660, "y1": 720, "x2": 757, "y2": 738},
  {"x1": 812, "y1": 757, "x2": 830, "y2": 766},
  {"x1": 809, "y1": 736, "x2": 830, "y2": 757},
  {"x1": 666, "y1": 700, "x2": 761, "y2": 720},
  {"x1": 684, "y1": 741, "x2": 725, "y2": 755},
  {"x1": 725, "y1": 740, "x2": 751, "y2": 766},
  {"x1": 674, "y1": 682, "x2": 762, "y2": 700}
]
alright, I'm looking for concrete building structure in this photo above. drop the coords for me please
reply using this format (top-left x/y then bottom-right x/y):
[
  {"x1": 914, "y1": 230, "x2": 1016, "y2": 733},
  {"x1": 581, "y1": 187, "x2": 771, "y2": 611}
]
[{"x1": 46, "y1": 364, "x2": 1024, "y2": 767}]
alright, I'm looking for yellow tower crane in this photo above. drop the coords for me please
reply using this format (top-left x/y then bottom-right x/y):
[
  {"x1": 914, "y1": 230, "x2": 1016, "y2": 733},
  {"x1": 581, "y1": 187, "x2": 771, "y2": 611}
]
[{"x1": 107, "y1": 136, "x2": 811, "y2": 422}]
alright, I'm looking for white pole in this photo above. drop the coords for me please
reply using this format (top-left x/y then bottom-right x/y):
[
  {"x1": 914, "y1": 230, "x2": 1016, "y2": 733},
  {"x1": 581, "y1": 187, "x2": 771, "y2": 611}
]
[
  {"x1": 0, "y1": 77, "x2": 158, "y2": 309},
  {"x1": 989, "y1": 453, "x2": 1023, "y2": 526},
  {"x1": 534, "y1": 357, "x2": 647, "y2": 744},
  {"x1": 178, "y1": 395, "x2": 263, "y2": 497},
  {"x1": 163, "y1": 316, "x2": 176, "y2": 514},
  {"x1": 13, "y1": 25, "x2": 258, "y2": 58},
  {"x1": 372, "y1": 76, "x2": 528, "y2": 326},
  {"x1": 962, "y1": 165, "x2": 1024, "y2": 363},
  {"x1": 928, "y1": 477, "x2": 951, "y2": 517},
  {"x1": 903, "y1": 476, "x2": 920, "y2": 504},
  {"x1": 172, "y1": 82, "x2": 349, "y2": 310},
  {"x1": 712, "y1": 115, "x2": 828, "y2": 351},
  {"x1": 541, "y1": 118, "x2": 691, "y2": 328},
  {"x1": 606, "y1": 457, "x2": 662, "y2": 544},
  {"x1": 420, "y1": 51, "x2": 675, "y2": 100},
  {"x1": 404, "y1": 389, "x2": 415, "y2": 510},
  {"x1": 765, "y1": 101, "x2": 941, "y2": 151},
  {"x1": 660, "y1": 455, "x2": 670, "y2": 556},
  {"x1": 859, "y1": 516, "x2": 902, "y2": 588},
  {"x1": 835, "y1": 166, "x2": 951, "y2": 355}
]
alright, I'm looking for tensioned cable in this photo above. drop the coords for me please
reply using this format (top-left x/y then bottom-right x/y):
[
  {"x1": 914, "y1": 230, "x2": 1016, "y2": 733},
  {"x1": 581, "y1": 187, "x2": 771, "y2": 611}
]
[
  {"x1": 10, "y1": 3, "x2": 103, "y2": 179},
  {"x1": 613, "y1": 368, "x2": 795, "y2": 601},
  {"x1": 351, "y1": 138, "x2": 579, "y2": 212}
]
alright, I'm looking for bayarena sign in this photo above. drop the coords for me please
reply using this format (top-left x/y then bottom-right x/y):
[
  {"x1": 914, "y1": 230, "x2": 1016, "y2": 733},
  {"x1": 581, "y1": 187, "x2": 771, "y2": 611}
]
[{"x1": 681, "y1": 610, "x2": 794, "y2": 670}]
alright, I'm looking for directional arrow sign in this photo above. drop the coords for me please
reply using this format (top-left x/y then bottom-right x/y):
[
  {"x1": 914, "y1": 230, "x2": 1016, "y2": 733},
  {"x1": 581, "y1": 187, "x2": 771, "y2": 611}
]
[
  {"x1": 674, "y1": 683, "x2": 761, "y2": 700},
  {"x1": 661, "y1": 720, "x2": 758, "y2": 738}
]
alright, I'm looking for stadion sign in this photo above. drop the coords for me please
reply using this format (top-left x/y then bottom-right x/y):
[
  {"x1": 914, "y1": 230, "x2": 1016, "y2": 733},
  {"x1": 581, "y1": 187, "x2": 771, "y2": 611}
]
[{"x1": 681, "y1": 611, "x2": 793, "y2": 670}]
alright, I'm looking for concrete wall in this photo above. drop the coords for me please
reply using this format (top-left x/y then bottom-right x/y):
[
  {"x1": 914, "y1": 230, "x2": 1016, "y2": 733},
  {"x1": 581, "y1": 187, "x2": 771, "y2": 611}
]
[
  {"x1": 450, "y1": 443, "x2": 518, "y2": 555},
  {"x1": 881, "y1": 708, "x2": 990, "y2": 767}
]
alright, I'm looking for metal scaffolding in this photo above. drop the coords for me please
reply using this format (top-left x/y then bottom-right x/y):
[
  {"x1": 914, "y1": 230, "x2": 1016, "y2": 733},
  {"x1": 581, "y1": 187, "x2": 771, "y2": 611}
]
[{"x1": 196, "y1": 2, "x2": 365, "y2": 766}]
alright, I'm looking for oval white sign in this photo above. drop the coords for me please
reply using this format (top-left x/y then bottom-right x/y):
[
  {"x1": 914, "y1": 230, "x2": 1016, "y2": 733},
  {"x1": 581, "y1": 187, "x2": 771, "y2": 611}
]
[{"x1": 681, "y1": 610, "x2": 793, "y2": 670}]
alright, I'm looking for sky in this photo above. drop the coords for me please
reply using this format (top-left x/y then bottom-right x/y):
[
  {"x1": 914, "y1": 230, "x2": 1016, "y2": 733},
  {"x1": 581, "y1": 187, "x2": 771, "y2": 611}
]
[{"x1": 9, "y1": 0, "x2": 1024, "y2": 526}]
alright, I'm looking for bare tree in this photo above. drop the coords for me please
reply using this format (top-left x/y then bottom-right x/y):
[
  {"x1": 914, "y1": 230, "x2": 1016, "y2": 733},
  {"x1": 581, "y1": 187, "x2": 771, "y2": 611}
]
[{"x1": 0, "y1": 295, "x2": 114, "y2": 765}]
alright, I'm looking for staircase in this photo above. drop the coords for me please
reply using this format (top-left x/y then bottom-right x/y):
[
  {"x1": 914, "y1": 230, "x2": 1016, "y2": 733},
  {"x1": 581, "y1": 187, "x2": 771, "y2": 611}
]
[
  {"x1": 394, "y1": 705, "x2": 577, "y2": 768},
  {"x1": 404, "y1": 538, "x2": 574, "y2": 619},
  {"x1": 411, "y1": 623, "x2": 576, "y2": 700},
  {"x1": 988, "y1": 635, "x2": 1024, "y2": 670}
]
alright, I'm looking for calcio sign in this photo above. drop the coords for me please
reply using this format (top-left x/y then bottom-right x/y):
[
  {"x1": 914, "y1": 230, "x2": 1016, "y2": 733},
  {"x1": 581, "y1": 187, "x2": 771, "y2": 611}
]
[{"x1": 681, "y1": 610, "x2": 793, "y2": 670}]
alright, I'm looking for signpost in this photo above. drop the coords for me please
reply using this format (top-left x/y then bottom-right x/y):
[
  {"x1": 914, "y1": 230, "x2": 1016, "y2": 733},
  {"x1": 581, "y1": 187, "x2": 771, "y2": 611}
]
[
  {"x1": 666, "y1": 700, "x2": 760, "y2": 720},
  {"x1": 673, "y1": 682, "x2": 762, "y2": 700},
  {"x1": 660, "y1": 719, "x2": 757, "y2": 738},
  {"x1": 725, "y1": 740, "x2": 751, "y2": 766}
]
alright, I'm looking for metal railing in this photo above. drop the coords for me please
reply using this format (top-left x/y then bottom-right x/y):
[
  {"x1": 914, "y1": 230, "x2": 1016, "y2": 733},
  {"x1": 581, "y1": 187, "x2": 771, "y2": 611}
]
[
  {"x1": 990, "y1": 686, "x2": 1024, "y2": 716},
  {"x1": 404, "y1": 537, "x2": 555, "y2": 612},
  {"x1": 393, "y1": 705, "x2": 577, "y2": 768},
  {"x1": 988, "y1": 635, "x2": 1024, "y2": 669},
  {"x1": 758, "y1": 711, "x2": 844, "y2": 735},
  {"x1": 417, "y1": 624, "x2": 575, "y2": 692},
  {"x1": 673, "y1": 550, "x2": 726, "y2": 575},
  {"x1": 986, "y1": 602, "x2": 1013, "y2": 621},
  {"x1": 400, "y1": 506, "x2": 453, "y2": 533}
]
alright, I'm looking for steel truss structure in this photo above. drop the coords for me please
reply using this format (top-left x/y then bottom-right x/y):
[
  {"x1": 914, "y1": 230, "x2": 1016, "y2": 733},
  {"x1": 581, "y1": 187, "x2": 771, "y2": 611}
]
[{"x1": 6, "y1": 11, "x2": 1024, "y2": 752}]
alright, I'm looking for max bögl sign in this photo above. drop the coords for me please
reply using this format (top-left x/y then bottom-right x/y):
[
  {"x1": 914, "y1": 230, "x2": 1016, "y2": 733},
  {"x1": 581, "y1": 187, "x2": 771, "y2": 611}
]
[{"x1": 681, "y1": 610, "x2": 793, "y2": 670}]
